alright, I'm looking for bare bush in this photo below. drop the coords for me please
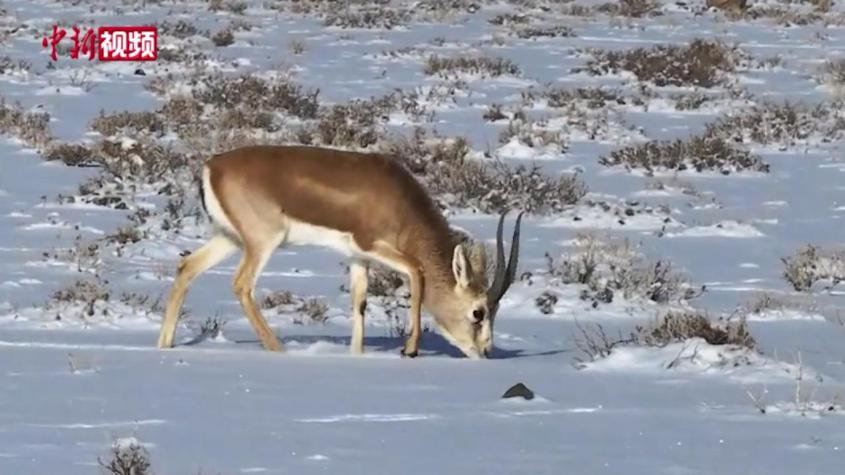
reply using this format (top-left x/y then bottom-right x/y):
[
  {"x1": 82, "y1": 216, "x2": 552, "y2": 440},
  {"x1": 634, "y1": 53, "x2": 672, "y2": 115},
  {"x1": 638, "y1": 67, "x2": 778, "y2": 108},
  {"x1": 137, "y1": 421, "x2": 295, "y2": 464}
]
[
  {"x1": 91, "y1": 110, "x2": 165, "y2": 137},
  {"x1": 192, "y1": 72, "x2": 320, "y2": 119},
  {"x1": 705, "y1": 101, "x2": 845, "y2": 147},
  {"x1": 499, "y1": 116, "x2": 568, "y2": 151},
  {"x1": 44, "y1": 143, "x2": 94, "y2": 166},
  {"x1": 514, "y1": 25, "x2": 576, "y2": 39},
  {"x1": 289, "y1": 38, "x2": 306, "y2": 55},
  {"x1": 260, "y1": 289, "x2": 330, "y2": 324},
  {"x1": 324, "y1": 7, "x2": 411, "y2": 29},
  {"x1": 543, "y1": 234, "x2": 703, "y2": 307},
  {"x1": 615, "y1": 0, "x2": 660, "y2": 17},
  {"x1": 635, "y1": 311, "x2": 756, "y2": 349},
  {"x1": 818, "y1": 59, "x2": 845, "y2": 86},
  {"x1": 0, "y1": 98, "x2": 52, "y2": 150},
  {"x1": 782, "y1": 244, "x2": 845, "y2": 292},
  {"x1": 573, "y1": 311, "x2": 756, "y2": 364},
  {"x1": 740, "y1": 292, "x2": 818, "y2": 316},
  {"x1": 211, "y1": 28, "x2": 235, "y2": 47},
  {"x1": 0, "y1": 55, "x2": 30, "y2": 74},
  {"x1": 573, "y1": 320, "x2": 636, "y2": 363},
  {"x1": 424, "y1": 55, "x2": 522, "y2": 78},
  {"x1": 50, "y1": 276, "x2": 110, "y2": 318},
  {"x1": 524, "y1": 86, "x2": 624, "y2": 110},
  {"x1": 98, "y1": 438, "x2": 152, "y2": 475},
  {"x1": 158, "y1": 19, "x2": 201, "y2": 39},
  {"x1": 581, "y1": 39, "x2": 743, "y2": 87},
  {"x1": 383, "y1": 131, "x2": 586, "y2": 214},
  {"x1": 599, "y1": 135, "x2": 769, "y2": 174},
  {"x1": 488, "y1": 13, "x2": 530, "y2": 25}
]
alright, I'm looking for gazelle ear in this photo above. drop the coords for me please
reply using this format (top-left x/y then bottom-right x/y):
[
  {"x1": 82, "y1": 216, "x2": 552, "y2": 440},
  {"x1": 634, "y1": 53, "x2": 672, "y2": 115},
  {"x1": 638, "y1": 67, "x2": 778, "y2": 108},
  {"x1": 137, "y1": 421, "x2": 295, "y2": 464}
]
[{"x1": 452, "y1": 244, "x2": 471, "y2": 288}]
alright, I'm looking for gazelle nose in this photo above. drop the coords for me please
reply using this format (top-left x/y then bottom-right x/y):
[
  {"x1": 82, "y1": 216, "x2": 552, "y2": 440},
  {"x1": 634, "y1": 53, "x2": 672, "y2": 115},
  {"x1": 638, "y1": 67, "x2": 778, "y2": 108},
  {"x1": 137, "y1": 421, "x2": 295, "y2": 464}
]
[{"x1": 472, "y1": 308, "x2": 485, "y2": 323}]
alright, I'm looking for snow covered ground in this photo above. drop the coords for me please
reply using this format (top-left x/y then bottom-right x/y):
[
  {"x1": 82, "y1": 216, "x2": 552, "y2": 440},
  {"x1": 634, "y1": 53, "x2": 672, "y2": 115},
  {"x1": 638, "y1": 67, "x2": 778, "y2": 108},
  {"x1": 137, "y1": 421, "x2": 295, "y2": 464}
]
[{"x1": 2, "y1": 0, "x2": 845, "y2": 473}]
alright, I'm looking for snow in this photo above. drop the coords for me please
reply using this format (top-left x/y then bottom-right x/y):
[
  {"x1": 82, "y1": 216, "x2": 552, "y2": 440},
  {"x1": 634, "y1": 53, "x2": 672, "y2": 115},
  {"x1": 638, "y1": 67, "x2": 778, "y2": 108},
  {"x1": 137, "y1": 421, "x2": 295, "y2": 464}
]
[{"x1": 2, "y1": 0, "x2": 845, "y2": 474}]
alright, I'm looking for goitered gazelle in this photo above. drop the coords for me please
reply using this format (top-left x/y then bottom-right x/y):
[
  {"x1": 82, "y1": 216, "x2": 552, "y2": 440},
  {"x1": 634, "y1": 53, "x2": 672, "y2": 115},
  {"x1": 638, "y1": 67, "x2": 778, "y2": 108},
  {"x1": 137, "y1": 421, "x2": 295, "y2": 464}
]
[{"x1": 156, "y1": 145, "x2": 522, "y2": 358}]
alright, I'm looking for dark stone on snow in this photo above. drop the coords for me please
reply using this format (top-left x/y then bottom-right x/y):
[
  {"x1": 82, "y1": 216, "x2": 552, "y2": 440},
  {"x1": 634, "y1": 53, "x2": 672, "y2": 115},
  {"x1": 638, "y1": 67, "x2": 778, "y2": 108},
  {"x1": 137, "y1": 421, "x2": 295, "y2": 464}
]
[
  {"x1": 502, "y1": 382, "x2": 534, "y2": 400},
  {"x1": 134, "y1": 68, "x2": 146, "y2": 76}
]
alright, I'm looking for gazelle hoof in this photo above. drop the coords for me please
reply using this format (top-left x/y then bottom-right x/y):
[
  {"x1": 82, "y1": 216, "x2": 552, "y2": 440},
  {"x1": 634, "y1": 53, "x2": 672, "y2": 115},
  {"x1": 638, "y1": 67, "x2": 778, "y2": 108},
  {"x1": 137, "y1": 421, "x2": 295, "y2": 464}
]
[{"x1": 400, "y1": 348, "x2": 418, "y2": 358}]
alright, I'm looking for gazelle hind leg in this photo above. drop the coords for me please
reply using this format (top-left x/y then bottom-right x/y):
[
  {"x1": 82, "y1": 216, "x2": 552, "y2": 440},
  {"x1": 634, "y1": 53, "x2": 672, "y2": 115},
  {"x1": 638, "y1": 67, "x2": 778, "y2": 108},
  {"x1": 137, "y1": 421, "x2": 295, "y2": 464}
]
[
  {"x1": 158, "y1": 234, "x2": 238, "y2": 349},
  {"x1": 349, "y1": 260, "x2": 368, "y2": 355},
  {"x1": 232, "y1": 236, "x2": 286, "y2": 352}
]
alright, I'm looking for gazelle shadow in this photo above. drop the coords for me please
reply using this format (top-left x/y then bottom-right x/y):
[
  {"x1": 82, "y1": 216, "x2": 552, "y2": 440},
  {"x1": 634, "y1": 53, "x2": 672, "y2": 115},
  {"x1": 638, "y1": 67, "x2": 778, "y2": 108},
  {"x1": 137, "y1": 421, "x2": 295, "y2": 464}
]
[{"x1": 211, "y1": 330, "x2": 568, "y2": 360}]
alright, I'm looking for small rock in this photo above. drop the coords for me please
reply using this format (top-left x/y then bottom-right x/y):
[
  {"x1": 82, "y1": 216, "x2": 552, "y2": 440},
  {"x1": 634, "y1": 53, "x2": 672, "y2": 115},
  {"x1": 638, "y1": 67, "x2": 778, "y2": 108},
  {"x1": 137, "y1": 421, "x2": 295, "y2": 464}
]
[
  {"x1": 502, "y1": 383, "x2": 534, "y2": 400},
  {"x1": 134, "y1": 68, "x2": 146, "y2": 76}
]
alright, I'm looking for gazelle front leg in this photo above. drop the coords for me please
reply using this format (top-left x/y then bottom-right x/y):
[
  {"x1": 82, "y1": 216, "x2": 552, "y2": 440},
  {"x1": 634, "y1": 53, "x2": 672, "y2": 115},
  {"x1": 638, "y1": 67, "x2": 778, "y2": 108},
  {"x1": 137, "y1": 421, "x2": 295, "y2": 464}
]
[
  {"x1": 371, "y1": 242, "x2": 424, "y2": 358},
  {"x1": 349, "y1": 260, "x2": 368, "y2": 355},
  {"x1": 402, "y1": 267, "x2": 424, "y2": 358}
]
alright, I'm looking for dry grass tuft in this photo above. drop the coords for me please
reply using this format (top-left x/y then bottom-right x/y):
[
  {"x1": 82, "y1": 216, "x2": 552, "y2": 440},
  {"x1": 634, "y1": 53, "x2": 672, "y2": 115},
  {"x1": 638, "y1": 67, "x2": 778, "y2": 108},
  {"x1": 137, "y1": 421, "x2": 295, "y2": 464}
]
[
  {"x1": 211, "y1": 28, "x2": 235, "y2": 47},
  {"x1": 581, "y1": 39, "x2": 743, "y2": 87},
  {"x1": 91, "y1": 110, "x2": 165, "y2": 137},
  {"x1": 600, "y1": 135, "x2": 769, "y2": 174},
  {"x1": 0, "y1": 98, "x2": 52, "y2": 151},
  {"x1": 382, "y1": 131, "x2": 586, "y2": 214},
  {"x1": 635, "y1": 311, "x2": 756, "y2": 349},
  {"x1": 782, "y1": 244, "x2": 845, "y2": 292},
  {"x1": 424, "y1": 55, "x2": 521, "y2": 78},
  {"x1": 706, "y1": 101, "x2": 845, "y2": 147},
  {"x1": 544, "y1": 234, "x2": 703, "y2": 307}
]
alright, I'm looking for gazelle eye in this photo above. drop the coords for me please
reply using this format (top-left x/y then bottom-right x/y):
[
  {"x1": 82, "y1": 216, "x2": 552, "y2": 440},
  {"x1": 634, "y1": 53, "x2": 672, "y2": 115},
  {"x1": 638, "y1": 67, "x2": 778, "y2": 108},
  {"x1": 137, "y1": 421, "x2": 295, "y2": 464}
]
[{"x1": 472, "y1": 308, "x2": 485, "y2": 322}]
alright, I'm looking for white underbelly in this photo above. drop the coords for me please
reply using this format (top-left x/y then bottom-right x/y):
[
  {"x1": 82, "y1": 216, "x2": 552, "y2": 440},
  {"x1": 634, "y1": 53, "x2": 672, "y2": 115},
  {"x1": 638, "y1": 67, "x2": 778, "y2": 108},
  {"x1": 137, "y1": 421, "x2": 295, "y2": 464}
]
[
  {"x1": 285, "y1": 219, "x2": 362, "y2": 257},
  {"x1": 283, "y1": 219, "x2": 408, "y2": 275}
]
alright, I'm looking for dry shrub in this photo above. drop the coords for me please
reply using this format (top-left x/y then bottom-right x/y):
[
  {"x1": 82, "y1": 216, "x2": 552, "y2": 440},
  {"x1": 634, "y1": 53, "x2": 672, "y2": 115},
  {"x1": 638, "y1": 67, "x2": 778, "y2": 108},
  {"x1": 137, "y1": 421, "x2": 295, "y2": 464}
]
[
  {"x1": 740, "y1": 292, "x2": 818, "y2": 315},
  {"x1": 383, "y1": 131, "x2": 586, "y2": 214},
  {"x1": 260, "y1": 290, "x2": 329, "y2": 324},
  {"x1": 0, "y1": 55, "x2": 30, "y2": 74},
  {"x1": 615, "y1": 0, "x2": 660, "y2": 17},
  {"x1": 485, "y1": 104, "x2": 511, "y2": 123},
  {"x1": 488, "y1": 13, "x2": 530, "y2": 25},
  {"x1": 525, "y1": 86, "x2": 624, "y2": 109},
  {"x1": 819, "y1": 59, "x2": 845, "y2": 86},
  {"x1": 514, "y1": 25, "x2": 576, "y2": 39},
  {"x1": 211, "y1": 28, "x2": 235, "y2": 47},
  {"x1": 705, "y1": 101, "x2": 845, "y2": 147},
  {"x1": 782, "y1": 244, "x2": 845, "y2": 292},
  {"x1": 91, "y1": 110, "x2": 165, "y2": 137},
  {"x1": 192, "y1": 72, "x2": 319, "y2": 119},
  {"x1": 574, "y1": 311, "x2": 755, "y2": 364},
  {"x1": 581, "y1": 39, "x2": 742, "y2": 87},
  {"x1": 158, "y1": 19, "x2": 201, "y2": 39},
  {"x1": 635, "y1": 311, "x2": 756, "y2": 349},
  {"x1": 0, "y1": 98, "x2": 52, "y2": 150},
  {"x1": 220, "y1": 107, "x2": 277, "y2": 131},
  {"x1": 98, "y1": 438, "x2": 152, "y2": 475},
  {"x1": 324, "y1": 7, "x2": 411, "y2": 29},
  {"x1": 51, "y1": 276, "x2": 110, "y2": 318},
  {"x1": 499, "y1": 117, "x2": 568, "y2": 151},
  {"x1": 316, "y1": 100, "x2": 384, "y2": 148},
  {"x1": 544, "y1": 234, "x2": 703, "y2": 307},
  {"x1": 600, "y1": 135, "x2": 769, "y2": 174},
  {"x1": 159, "y1": 95, "x2": 204, "y2": 130},
  {"x1": 210, "y1": 0, "x2": 247, "y2": 14},
  {"x1": 44, "y1": 143, "x2": 94, "y2": 167},
  {"x1": 424, "y1": 55, "x2": 522, "y2": 78}
]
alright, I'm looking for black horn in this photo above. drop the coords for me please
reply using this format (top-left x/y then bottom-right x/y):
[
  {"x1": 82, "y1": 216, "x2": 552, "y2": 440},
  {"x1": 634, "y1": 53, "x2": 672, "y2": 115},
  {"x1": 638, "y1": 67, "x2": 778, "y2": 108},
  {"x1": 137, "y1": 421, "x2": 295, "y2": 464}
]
[{"x1": 487, "y1": 210, "x2": 524, "y2": 305}]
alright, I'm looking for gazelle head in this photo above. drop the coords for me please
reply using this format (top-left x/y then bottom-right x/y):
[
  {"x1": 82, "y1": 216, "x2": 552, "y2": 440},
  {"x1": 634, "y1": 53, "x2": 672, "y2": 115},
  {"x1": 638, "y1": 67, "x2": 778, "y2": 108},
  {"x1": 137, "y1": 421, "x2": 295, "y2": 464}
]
[{"x1": 429, "y1": 212, "x2": 523, "y2": 359}]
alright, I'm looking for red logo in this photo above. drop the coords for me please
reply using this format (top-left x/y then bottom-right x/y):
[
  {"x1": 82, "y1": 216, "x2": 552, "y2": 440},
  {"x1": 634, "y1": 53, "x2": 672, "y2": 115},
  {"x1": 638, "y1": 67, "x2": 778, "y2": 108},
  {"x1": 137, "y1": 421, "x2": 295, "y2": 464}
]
[{"x1": 42, "y1": 25, "x2": 157, "y2": 61}]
